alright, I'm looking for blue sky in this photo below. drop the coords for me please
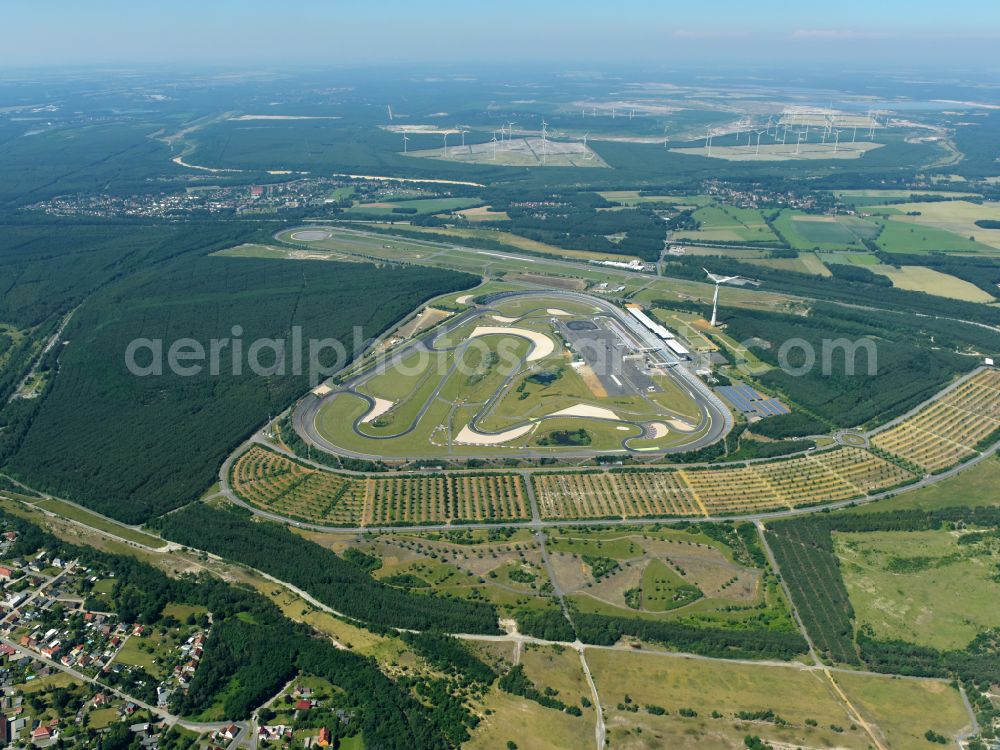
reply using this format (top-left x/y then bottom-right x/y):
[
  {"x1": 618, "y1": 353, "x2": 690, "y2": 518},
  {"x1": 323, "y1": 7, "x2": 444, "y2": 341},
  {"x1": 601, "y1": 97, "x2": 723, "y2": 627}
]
[{"x1": 4, "y1": 0, "x2": 999, "y2": 68}]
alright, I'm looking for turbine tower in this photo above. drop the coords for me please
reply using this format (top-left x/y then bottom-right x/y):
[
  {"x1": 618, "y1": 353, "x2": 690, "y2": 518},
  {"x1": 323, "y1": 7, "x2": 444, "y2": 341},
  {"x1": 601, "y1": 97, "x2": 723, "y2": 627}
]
[
  {"x1": 402, "y1": 133, "x2": 409, "y2": 153},
  {"x1": 704, "y1": 269, "x2": 740, "y2": 327}
]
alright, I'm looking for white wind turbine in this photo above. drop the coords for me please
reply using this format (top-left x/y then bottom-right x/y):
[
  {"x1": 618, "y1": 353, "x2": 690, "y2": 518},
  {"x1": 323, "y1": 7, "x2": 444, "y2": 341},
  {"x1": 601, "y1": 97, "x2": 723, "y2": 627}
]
[
  {"x1": 402, "y1": 133, "x2": 409, "y2": 153},
  {"x1": 704, "y1": 269, "x2": 740, "y2": 327}
]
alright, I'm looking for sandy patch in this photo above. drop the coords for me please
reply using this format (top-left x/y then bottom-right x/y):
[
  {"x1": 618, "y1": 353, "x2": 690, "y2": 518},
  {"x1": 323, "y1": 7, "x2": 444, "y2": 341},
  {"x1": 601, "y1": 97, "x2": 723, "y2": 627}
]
[
  {"x1": 455, "y1": 423, "x2": 534, "y2": 445},
  {"x1": 647, "y1": 422, "x2": 668, "y2": 438},
  {"x1": 575, "y1": 362, "x2": 608, "y2": 398},
  {"x1": 457, "y1": 205, "x2": 510, "y2": 222},
  {"x1": 360, "y1": 397, "x2": 394, "y2": 424},
  {"x1": 229, "y1": 115, "x2": 340, "y2": 121},
  {"x1": 469, "y1": 326, "x2": 555, "y2": 362},
  {"x1": 546, "y1": 308, "x2": 571, "y2": 316},
  {"x1": 616, "y1": 426, "x2": 631, "y2": 431},
  {"x1": 490, "y1": 315, "x2": 519, "y2": 323},
  {"x1": 456, "y1": 294, "x2": 474, "y2": 304},
  {"x1": 397, "y1": 307, "x2": 452, "y2": 338},
  {"x1": 549, "y1": 404, "x2": 621, "y2": 421},
  {"x1": 312, "y1": 383, "x2": 333, "y2": 396},
  {"x1": 667, "y1": 418, "x2": 697, "y2": 432}
]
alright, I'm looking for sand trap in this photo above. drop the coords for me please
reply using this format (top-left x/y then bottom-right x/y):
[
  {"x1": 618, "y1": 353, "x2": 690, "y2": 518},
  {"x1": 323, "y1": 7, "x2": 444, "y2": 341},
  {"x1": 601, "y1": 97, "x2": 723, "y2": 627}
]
[
  {"x1": 491, "y1": 315, "x2": 519, "y2": 323},
  {"x1": 360, "y1": 397, "x2": 394, "y2": 424},
  {"x1": 469, "y1": 326, "x2": 555, "y2": 362},
  {"x1": 549, "y1": 404, "x2": 621, "y2": 421},
  {"x1": 547, "y1": 308, "x2": 571, "y2": 316},
  {"x1": 616, "y1": 426, "x2": 631, "y2": 431},
  {"x1": 456, "y1": 294, "x2": 474, "y2": 304},
  {"x1": 290, "y1": 230, "x2": 332, "y2": 241},
  {"x1": 455, "y1": 423, "x2": 534, "y2": 445},
  {"x1": 312, "y1": 383, "x2": 334, "y2": 396},
  {"x1": 667, "y1": 418, "x2": 697, "y2": 432},
  {"x1": 648, "y1": 422, "x2": 669, "y2": 438}
]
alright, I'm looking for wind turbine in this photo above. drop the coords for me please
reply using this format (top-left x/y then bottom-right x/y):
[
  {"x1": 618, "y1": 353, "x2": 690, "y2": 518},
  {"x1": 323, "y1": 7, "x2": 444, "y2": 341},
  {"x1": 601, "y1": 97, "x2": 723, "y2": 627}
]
[
  {"x1": 795, "y1": 131, "x2": 805, "y2": 155},
  {"x1": 582, "y1": 132, "x2": 594, "y2": 160},
  {"x1": 491, "y1": 131, "x2": 498, "y2": 160},
  {"x1": 387, "y1": 104, "x2": 393, "y2": 121},
  {"x1": 541, "y1": 119, "x2": 549, "y2": 164},
  {"x1": 507, "y1": 121, "x2": 517, "y2": 148},
  {"x1": 833, "y1": 128, "x2": 841, "y2": 153},
  {"x1": 402, "y1": 133, "x2": 409, "y2": 153},
  {"x1": 704, "y1": 269, "x2": 740, "y2": 327},
  {"x1": 663, "y1": 125, "x2": 669, "y2": 148},
  {"x1": 754, "y1": 130, "x2": 765, "y2": 156},
  {"x1": 442, "y1": 132, "x2": 449, "y2": 158}
]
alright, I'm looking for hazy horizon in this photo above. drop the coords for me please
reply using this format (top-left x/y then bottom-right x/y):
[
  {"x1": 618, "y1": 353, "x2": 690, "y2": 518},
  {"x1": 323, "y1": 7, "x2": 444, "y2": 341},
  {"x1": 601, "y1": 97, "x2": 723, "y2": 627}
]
[{"x1": 4, "y1": 0, "x2": 999, "y2": 70}]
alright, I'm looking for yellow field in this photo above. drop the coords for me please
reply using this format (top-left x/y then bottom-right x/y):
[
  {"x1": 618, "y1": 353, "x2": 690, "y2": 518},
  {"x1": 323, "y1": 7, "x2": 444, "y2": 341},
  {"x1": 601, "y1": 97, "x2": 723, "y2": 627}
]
[
  {"x1": 533, "y1": 448, "x2": 914, "y2": 520},
  {"x1": 872, "y1": 264, "x2": 995, "y2": 302},
  {"x1": 873, "y1": 368, "x2": 1000, "y2": 472}
]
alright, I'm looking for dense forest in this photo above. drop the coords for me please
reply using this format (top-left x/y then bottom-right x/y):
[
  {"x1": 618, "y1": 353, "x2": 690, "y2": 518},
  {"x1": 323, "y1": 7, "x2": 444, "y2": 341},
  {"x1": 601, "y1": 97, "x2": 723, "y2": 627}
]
[
  {"x1": 157, "y1": 503, "x2": 502, "y2": 634},
  {"x1": 714, "y1": 303, "x2": 980, "y2": 430},
  {"x1": 4, "y1": 254, "x2": 474, "y2": 521}
]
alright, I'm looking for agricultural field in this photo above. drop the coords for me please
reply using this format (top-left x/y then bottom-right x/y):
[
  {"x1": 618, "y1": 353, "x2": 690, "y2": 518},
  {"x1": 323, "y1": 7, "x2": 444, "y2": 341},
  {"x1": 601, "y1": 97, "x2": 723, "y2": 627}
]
[
  {"x1": 533, "y1": 448, "x2": 914, "y2": 521},
  {"x1": 230, "y1": 446, "x2": 530, "y2": 525},
  {"x1": 672, "y1": 205, "x2": 780, "y2": 244},
  {"x1": 872, "y1": 367, "x2": 1000, "y2": 472},
  {"x1": 772, "y1": 211, "x2": 877, "y2": 251},
  {"x1": 872, "y1": 199, "x2": 1000, "y2": 250},
  {"x1": 587, "y1": 648, "x2": 967, "y2": 749},
  {"x1": 835, "y1": 528, "x2": 1000, "y2": 650},
  {"x1": 870, "y1": 264, "x2": 995, "y2": 302},
  {"x1": 872, "y1": 215, "x2": 997, "y2": 255}
]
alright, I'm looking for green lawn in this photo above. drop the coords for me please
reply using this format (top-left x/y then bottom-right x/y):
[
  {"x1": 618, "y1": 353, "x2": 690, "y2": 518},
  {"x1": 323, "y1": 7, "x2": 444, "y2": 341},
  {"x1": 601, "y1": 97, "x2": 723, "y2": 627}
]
[
  {"x1": 873, "y1": 217, "x2": 996, "y2": 254},
  {"x1": 835, "y1": 528, "x2": 1000, "y2": 649},
  {"x1": 30, "y1": 497, "x2": 166, "y2": 548}
]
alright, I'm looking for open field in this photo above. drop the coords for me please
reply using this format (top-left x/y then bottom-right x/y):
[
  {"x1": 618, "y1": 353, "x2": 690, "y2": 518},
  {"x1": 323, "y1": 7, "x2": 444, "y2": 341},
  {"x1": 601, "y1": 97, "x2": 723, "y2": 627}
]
[
  {"x1": 673, "y1": 205, "x2": 780, "y2": 244},
  {"x1": 345, "y1": 196, "x2": 483, "y2": 216},
  {"x1": 874, "y1": 199, "x2": 1000, "y2": 250},
  {"x1": 405, "y1": 136, "x2": 608, "y2": 168},
  {"x1": 836, "y1": 528, "x2": 1000, "y2": 650},
  {"x1": 855, "y1": 454, "x2": 1000, "y2": 513},
  {"x1": 671, "y1": 141, "x2": 883, "y2": 161},
  {"x1": 772, "y1": 211, "x2": 877, "y2": 251},
  {"x1": 871, "y1": 264, "x2": 995, "y2": 302},
  {"x1": 873, "y1": 215, "x2": 998, "y2": 255},
  {"x1": 599, "y1": 191, "x2": 715, "y2": 208},
  {"x1": 872, "y1": 368, "x2": 1000, "y2": 472},
  {"x1": 586, "y1": 647, "x2": 967, "y2": 749},
  {"x1": 26, "y1": 496, "x2": 166, "y2": 548}
]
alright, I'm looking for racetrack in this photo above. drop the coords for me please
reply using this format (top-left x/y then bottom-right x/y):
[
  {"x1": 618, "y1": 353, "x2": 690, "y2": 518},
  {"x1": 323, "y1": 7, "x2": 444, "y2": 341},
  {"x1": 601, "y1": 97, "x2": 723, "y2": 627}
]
[{"x1": 293, "y1": 289, "x2": 733, "y2": 461}]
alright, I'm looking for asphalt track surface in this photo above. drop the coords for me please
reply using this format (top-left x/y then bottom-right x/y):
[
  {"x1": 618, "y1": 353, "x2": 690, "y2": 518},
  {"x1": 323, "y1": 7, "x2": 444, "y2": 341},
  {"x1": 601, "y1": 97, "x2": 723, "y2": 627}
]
[{"x1": 292, "y1": 289, "x2": 732, "y2": 461}]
